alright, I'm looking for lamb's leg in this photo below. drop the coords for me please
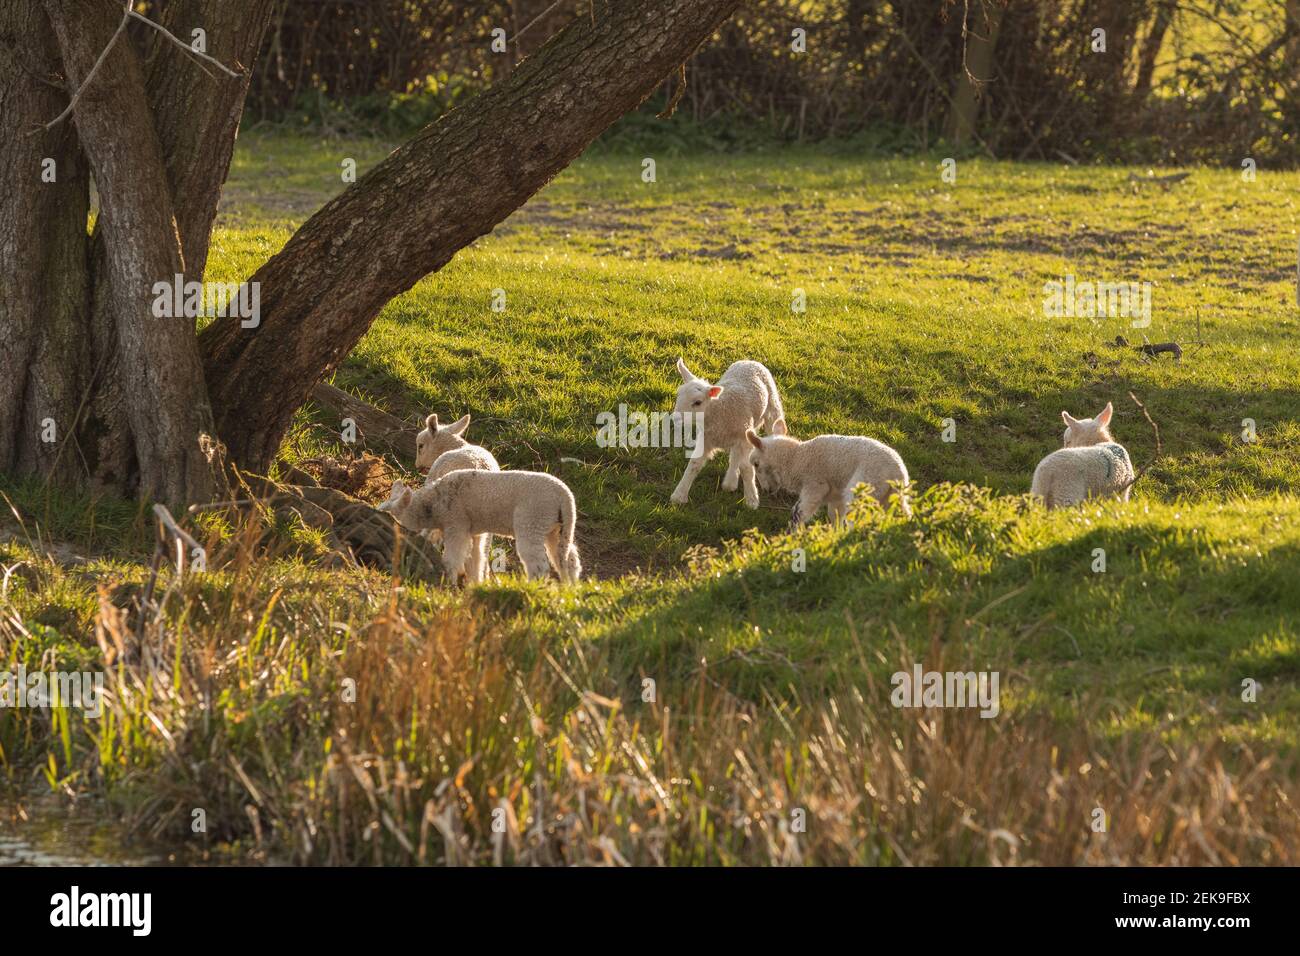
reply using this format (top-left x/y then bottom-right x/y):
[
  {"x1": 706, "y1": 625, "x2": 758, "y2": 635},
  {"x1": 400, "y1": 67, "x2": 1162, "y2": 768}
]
[
  {"x1": 543, "y1": 525, "x2": 562, "y2": 577},
  {"x1": 670, "y1": 453, "x2": 707, "y2": 504},
  {"x1": 828, "y1": 490, "x2": 853, "y2": 526},
  {"x1": 441, "y1": 527, "x2": 473, "y2": 585},
  {"x1": 517, "y1": 531, "x2": 553, "y2": 580},
  {"x1": 826, "y1": 499, "x2": 843, "y2": 524},
  {"x1": 722, "y1": 448, "x2": 741, "y2": 491},
  {"x1": 792, "y1": 480, "x2": 830, "y2": 527},
  {"x1": 737, "y1": 441, "x2": 759, "y2": 508},
  {"x1": 465, "y1": 533, "x2": 490, "y2": 583}
]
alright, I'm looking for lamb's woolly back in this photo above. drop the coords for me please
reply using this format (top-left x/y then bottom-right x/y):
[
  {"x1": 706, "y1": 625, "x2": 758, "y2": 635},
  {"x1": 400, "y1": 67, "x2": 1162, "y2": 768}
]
[
  {"x1": 746, "y1": 426, "x2": 911, "y2": 521},
  {"x1": 1032, "y1": 403, "x2": 1133, "y2": 509},
  {"x1": 428, "y1": 444, "x2": 499, "y2": 481},
  {"x1": 379, "y1": 471, "x2": 581, "y2": 583}
]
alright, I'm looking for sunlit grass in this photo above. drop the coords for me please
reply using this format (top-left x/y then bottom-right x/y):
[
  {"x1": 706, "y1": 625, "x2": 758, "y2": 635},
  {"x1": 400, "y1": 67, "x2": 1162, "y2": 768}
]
[{"x1": 2, "y1": 130, "x2": 1298, "y2": 863}]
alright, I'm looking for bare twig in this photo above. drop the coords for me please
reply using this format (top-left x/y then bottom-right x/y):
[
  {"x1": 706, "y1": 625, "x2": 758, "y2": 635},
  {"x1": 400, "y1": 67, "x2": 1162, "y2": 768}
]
[
  {"x1": 1119, "y1": 391, "x2": 1163, "y2": 493},
  {"x1": 1129, "y1": 391, "x2": 1162, "y2": 457},
  {"x1": 36, "y1": 0, "x2": 133, "y2": 133},
  {"x1": 657, "y1": 61, "x2": 687, "y2": 119},
  {"x1": 510, "y1": 0, "x2": 570, "y2": 43},
  {"x1": 127, "y1": 10, "x2": 243, "y2": 78},
  {"x1": 1126, "y1": 171, "x2": 1190, "y2": 189},
  {"x1": 153, "y1": 504, "x2": 205, "y2": 574},
  {"x1": 1136, "y1": 341, "x2": 1182, "y2": 362},
  {"x1": 34, "y1": 1, "x2": 243, "y2": 135}
]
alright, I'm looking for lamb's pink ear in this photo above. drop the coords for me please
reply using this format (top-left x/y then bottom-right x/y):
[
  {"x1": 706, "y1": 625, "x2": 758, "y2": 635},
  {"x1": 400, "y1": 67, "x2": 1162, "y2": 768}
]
[
  {"x1": 675, "y1": 357, "x2": 695, "y2": 381},
  {"x1": 382, "y1": 482, "x2": 404, "y2": 509},
  {"x1": 399, "y1": 486, "x2": 413, "y2": 507},
  {"x1": 746, "y1": 429, "x2": 763, "y2": 450},
  {"x1": 447, "y1": 414, "x2": 470, "y2": 436},
  {"x1": 772, "y1": 418, "x2": 788, "y2": 436},
  {"x1": 1096, "y1": 402, "x2": 1113, "y2": 426},
  {"x1": 425, "y1": 414, "x2": 439, "y2": 432},
  {"x1": 1061, "y1": 411, "x2": 1079, "y2": 428},
  {"x1": 707, "y1": 385, "x2": 724, "y2": 399}
]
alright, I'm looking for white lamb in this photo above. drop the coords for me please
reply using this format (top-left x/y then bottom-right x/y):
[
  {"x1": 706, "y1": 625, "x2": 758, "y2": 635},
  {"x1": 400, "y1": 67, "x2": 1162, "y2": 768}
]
[
  {"x1": 1030, "y1": 402, "x2": 1135, "y2": 509},
  {"x1": 416, "y1": 413, "x2": 499, "y2": 478},
  {"x1": 745, "y1": 423, "x2": 911, "y2": 525},
  {"x1": 669, "y1": 357, "x2": 786, "y2": 508},
  {"x1": 378, "y1": 470, "x2": 582, "y2": 584},
  {"x1": 415, "y1": 412, "x2": 501, "y2": 581}
]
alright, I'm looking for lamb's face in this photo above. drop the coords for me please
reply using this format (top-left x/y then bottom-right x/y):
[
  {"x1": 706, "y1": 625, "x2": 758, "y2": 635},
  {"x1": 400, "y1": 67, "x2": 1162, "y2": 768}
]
[
  {"x1": 1061, "y1": 402, "x2": 1114, "y2": 448},
  {"x1": 671, "y1": 357, "x2": 723, "y2": 424},
  {"x1": 377, "y1": 481, "x2": 416, "y2": 524},
  {"x1": 747, "y1": 433, "x2": 799, "y2": 493},
  {"x1": 672, "y1": 378, "x2": 723, "y2": 420},
  {"x1": 415, "y1": 413, "x2": 470, "y2": 471}
]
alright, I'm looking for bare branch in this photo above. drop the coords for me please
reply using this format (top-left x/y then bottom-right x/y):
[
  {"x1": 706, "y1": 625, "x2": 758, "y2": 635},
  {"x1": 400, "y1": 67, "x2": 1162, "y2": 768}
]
[
  {"x1": 510, "y1": 0, "x2": 570, "y2": 43},
  {"x1": 127, "y1": 10, "x2": 244, "y2": 79},
  {"x1": 33, "y1": 1, "x2": 243, "y2": 135},
  {"x1": 35, "y1": 0, "x2": 132, "y2": 133},
  {"x1": 1119, "y1": 391, "x2": 1163, "y2": 493}
]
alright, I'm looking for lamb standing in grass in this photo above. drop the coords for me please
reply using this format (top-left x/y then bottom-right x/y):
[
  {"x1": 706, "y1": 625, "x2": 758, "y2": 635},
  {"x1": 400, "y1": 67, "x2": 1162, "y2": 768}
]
[
  {"x1": 669, "y1": 357, "x2": 786, "y2": 508},
  {"x1": 416, "y1": 413, "x2": 499, "y2": 478},
  {"x1": 378, "y1": 470, "x2": 581, "y2": 584},
  {"x1": 745, "y1": 423, "x2": 911, "y2": 525},
  {"x1": 1030, "y1": 402, "x2": 1135, "y2": 509},
  {"x1": 415, "y1": 412, "x2": 500, "y2": 581}
]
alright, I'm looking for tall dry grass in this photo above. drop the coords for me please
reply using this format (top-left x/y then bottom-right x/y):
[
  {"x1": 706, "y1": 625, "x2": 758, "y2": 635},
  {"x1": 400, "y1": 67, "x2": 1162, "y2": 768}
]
[{"x1": 2, "y1": 506, "x2": 1296, "y2": 865}]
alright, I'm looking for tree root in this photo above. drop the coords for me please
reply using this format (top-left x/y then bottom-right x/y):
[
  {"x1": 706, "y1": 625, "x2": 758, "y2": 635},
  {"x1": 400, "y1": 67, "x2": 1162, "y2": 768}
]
[{"x1": 193, "y1": 469, "x2": 443, "y2": 579}]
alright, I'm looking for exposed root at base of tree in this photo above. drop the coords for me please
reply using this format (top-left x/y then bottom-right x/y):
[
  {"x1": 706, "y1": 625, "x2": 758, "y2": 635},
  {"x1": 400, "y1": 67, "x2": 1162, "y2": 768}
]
[{"x1": 192, "y1": 466, "x2": 443, "y2": 578}]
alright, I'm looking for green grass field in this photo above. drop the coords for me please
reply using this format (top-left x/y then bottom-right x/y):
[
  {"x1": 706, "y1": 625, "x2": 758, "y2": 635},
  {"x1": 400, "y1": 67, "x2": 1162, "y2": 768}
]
[{"x1": 2, "y1": 130, "x2": 1298, "y2": 864}]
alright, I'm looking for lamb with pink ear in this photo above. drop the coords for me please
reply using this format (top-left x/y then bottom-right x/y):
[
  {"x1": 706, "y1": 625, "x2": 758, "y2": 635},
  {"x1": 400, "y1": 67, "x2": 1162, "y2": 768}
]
[
  {"x1": 414, "y1": 411, "x2": 500, "y2": 582},
  {"x1": 1030, "y1": 402, "x2": 1135, "y2": 508},
  {"x1": 668, "y1": 357, "x2": 786, "y2": 508},
  {"x1": 415, "y1": 412, "x2": 498, "y2": 478}
]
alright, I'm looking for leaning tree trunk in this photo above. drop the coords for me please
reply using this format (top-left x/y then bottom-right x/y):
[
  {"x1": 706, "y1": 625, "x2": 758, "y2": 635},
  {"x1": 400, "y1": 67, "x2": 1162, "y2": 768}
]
[
  {"x1": 1132, "y1": 0, "x2": 1174, "y2": 100},
  {"x1": 201, "y1": 0, "x2": 746, "y2": 474},
  {"x1": 1, "y1": 0, "x2": 745, "y2": 506}
]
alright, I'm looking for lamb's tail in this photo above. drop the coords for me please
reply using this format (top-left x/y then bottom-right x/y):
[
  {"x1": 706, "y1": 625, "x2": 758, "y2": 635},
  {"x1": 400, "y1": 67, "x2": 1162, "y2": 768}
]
[
  {"x1": 559, "y1": 498, "x2": 582, "y2": 584},
  {"x1": 1030, "y1": 466, "x2": 1053, "y2": 509},
  {"x1": 762, "y1": 371, "x2": 786, "y2": 432}
]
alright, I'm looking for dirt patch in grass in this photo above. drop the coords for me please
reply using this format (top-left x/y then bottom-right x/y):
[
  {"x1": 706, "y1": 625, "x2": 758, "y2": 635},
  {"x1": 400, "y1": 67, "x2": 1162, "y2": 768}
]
[{"x1": 297, "y1": 452, "x2": 396, "y2": 502}]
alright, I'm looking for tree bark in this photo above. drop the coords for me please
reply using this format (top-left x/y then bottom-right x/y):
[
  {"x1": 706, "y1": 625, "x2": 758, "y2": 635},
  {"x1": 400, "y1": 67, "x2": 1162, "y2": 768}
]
[
  {"x1": 75, "y1": 0, "x2": 274, "y2": 495},
  {"x1": 141, "y1": 0, "x2": 275, "y2": 277},
  {"x1": 2, "y1": 0, "x2": 743, "y2": 505},
  {"x1": 201, "y1": 0, "x2": 746, "y2": 474},
  {"x1": 1133, "y1": 0, "x2": 1174, "y2": 100},
  {"x1": 43, "y1": 0, "x2": 218, "y2": 506},
  {"x1": 945, "y1": 0, "x2": 1003, "y2": 145},
  {"x1": 1287, "y1": 0, "x2": 1300, "y2": 77},
  {"x1": 0, "y1": 0, "x2": 90, "y2": 482},
  {"x1": 311, "y1": 384, "x2": 417, "y2": 460}
]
